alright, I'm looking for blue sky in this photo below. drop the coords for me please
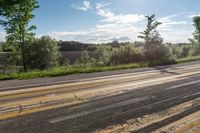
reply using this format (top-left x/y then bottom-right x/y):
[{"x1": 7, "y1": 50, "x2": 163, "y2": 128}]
[{"x1": 1, "y1": 0, "x2": 200, "y2": 43}]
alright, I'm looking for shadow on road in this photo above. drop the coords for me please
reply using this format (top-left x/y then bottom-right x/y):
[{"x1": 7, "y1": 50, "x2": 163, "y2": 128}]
[
  {"x1": 154, "y1": 65, "x2": 180, "y2": 75},
  {"x1": 69, "y1": 85, "x2": 200, "y2": 133},
  {"x1": 131, "y1": 105, "x2": 200, "y2": 133}
]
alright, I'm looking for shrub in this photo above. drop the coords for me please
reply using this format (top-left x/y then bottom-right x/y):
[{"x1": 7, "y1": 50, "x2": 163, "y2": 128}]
[
  {"x1": 110, "y1": 44, "x2": 144, "y2": 65},
  {"x1": 172, "y1": 45, "x2": 192, "y2": 58},
  {"x1": 94, "y1": 45, "x2": 112, "y2": 66},
  {"x1": 25, "y1": 36, "x2": 60, "y2": 70},
  {"x1": 181, "y1": 45, "x2": 192, "y2": 57},
  {"x1": 78, "y1": 50, "x2": 95, "y2": 66},
  {"x1": 190, "y1": 44, "x2": 200, "y2": 56},
  {"x1": 145, "y1": 43, "x2": 174, "y2": 64}
]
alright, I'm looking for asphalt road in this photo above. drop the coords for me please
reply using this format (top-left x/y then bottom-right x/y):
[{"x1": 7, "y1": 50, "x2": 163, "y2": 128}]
[
  {"x1": 0, "y1": 62, "x2": 200, "y2": 133},
  {"x1": 1, "y1": 61, "x2": 200, "y2": 91}
]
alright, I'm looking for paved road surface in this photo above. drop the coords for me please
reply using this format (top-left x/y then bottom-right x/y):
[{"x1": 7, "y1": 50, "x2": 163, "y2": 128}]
[{"x1": 0, "y1": 62, "x2": 200, "y2": 133}]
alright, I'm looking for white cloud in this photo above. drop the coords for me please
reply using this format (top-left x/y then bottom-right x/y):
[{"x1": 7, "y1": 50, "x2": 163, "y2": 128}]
[
  {"x1": 189, "y1": 14, "x2": 200, "y2": 18},
  {"x1": 50, "y1": 3, "x2": 146, "y2": 43},
  {"x1": 160, "y1": 29, "x2": 193, "y2": 43},
  {"x1": 0, "y1": 2, "x2": 195, "y2": 44},
  {"x1": 158, "y1": 13, "x2": 188, "y2": 29},
  {"x1": 96, "y1": 2, "x2": 145, "y2": 24},
  {"x1": 96, "y1": 2, "x2": 111, "y2": 9},
  {"x1": 157, "y1": 13, "x2": 193, "y2": 43},
  {"x1": 50, "y1": 21, "x2": 144, "y2": 43},
  {"x1": 71, "y1": 1, "x2": 91, "y2": 11},
  {"x1": 49, "y1": 3, "x2": 195, "y2": 43}
]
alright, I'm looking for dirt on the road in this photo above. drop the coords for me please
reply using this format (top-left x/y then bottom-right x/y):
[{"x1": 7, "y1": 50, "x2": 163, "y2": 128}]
[
  {"x1": 96, "y1": 98, "x2": 200, "y2": 133},
  {"x1": 1, "y1": 62, "x2": 200, "y2": 133}
]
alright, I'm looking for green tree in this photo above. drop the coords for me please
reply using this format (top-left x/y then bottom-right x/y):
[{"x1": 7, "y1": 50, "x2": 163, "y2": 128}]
[
  {"x1": 189, "y1": 16, "x2": 200, "y2": 55},
  {"x1": 25, "y1": 36, "x2": 60, "y2": 70},
  {"x1": 0, "y1": 0, "x2": 39, "y2": 71},
  {"x1": 138, "y1": 15, "x2": 173, "y2": 63},
  {"x1": 0, "y1": 42, "x2": 13, "y2": 52},
  {"x1": 192, "y1": 16, "x2": 200, "y2": 44},
  {"x1": 138, "y1": 14, "x2": 162, "y2": 44}
]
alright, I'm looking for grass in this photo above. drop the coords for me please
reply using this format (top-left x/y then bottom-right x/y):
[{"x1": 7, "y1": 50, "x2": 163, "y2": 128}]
[
  {"x1": 0, "y1": 63, "x2": 149, "y2": 80},
  {"x1": 0, "y1": 55, "x2": 200, "y2": 80},
  {"x1": 176, "y1": 55, "x2": 200, "y2": 63}
]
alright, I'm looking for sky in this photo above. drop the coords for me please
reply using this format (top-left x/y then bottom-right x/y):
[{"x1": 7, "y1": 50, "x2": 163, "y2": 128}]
[{"x1": 1, "y1": 0, "x2": 200, "y2": 43}]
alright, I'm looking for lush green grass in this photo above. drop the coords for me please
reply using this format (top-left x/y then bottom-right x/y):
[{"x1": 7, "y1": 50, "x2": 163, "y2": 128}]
[
  {"x1": 176, "y1": 55, "x2": 200, "y2": 63},
  {"x1": 0, "y1": 63, "x2": 149, "y2": 80},
  {"x1": 0, "y1": 55, "x2": 200, "y2": 80}
]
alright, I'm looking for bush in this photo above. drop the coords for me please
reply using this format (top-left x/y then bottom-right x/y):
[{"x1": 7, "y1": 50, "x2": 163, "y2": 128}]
[
  {"x1": 142, "y1": 31, "x2": 174, "y2": 63},
  {"x1": 78, "y1": 50, "x2": 95, "y2": 66},
  {"x1": 181, "y1": 45, "x2": 192, "y2": 57},
  {"x1": 25, "y1": 36, "x2": 60, "y2": 70},
  {"x1": 145, "y1": 43, "x2": 174, "y2": 64},
  {"x1": 190, "y1": 44, "x2": 200, "y2": 56},
  {"x1": 110, "y1": 44, "x2": 144, "y2": 65},
  {"x1": 94, "y1": 45, "x2": 112, "y2": 66},
  {"x1": 171, "y1": 45, "x2": 192, "y2": 58}
]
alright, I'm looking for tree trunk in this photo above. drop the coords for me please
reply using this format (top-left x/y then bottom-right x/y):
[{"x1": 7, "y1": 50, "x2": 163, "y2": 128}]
[{"x1": 21, "y1": 43, "x2": 27, "y2": 72}]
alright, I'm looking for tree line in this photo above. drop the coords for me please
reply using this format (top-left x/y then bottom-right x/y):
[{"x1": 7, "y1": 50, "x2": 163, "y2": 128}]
[{"x1": 0, "y1": 0, "x2": 200, "y2": 72}]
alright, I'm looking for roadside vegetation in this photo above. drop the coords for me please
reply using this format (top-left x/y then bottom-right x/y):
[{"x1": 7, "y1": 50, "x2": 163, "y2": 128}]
[{"x1": 0, "y1": 1, "x2": 200, "y2": 80}]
